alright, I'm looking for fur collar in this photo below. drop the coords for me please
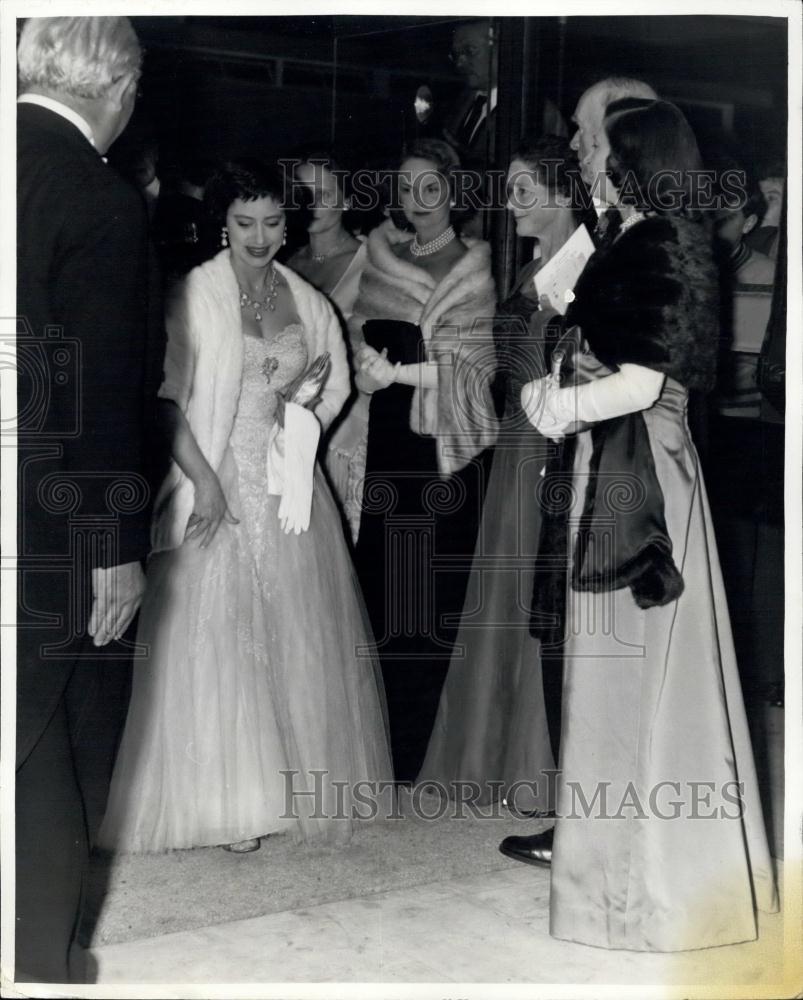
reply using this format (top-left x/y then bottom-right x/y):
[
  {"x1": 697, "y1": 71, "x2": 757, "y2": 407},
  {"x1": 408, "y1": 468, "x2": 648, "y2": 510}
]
[
  {"x1": 352, "y1": 219, "x2": 499, "y2": 476},
  {"x1": 356, "y1": 219, "x2": 496, "y2": 340}
]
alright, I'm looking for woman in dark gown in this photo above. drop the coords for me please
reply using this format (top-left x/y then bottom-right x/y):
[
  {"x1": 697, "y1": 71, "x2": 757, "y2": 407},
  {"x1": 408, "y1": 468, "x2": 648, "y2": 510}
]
[
  {"x1": 416, "y1": 136, "x2": 590, "y2": 810},
  {"x1": 350, "y1": 139, "x2": 498, "y2": 781}
]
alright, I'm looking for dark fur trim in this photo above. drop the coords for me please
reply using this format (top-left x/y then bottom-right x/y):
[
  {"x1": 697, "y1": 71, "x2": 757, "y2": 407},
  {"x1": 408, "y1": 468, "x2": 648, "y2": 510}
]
[
  {"x1": 567, "y1": 215, "x2": 719, "y2": 392},
  {"x1": 573, "y1": 539, "x2": 685, "y2": 608}
]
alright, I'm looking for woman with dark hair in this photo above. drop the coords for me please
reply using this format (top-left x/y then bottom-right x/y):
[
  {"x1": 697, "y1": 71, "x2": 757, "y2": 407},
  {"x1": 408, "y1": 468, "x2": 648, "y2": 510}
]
[
  {"x1": 350, "y1": 138, "x2": 498, "y2": 781},
  {"x1": 98, "y1": 159, "x2": 392, "y2": 853},
  {"x1": 286, "y1": 151, "x2": 369, "y2": 542},
  {"x1": 520, "y1": 101, "x2": 777, "y2": 950},
  {"x1": 416, "y1": 135, "x2": 590, "y2": 811}
]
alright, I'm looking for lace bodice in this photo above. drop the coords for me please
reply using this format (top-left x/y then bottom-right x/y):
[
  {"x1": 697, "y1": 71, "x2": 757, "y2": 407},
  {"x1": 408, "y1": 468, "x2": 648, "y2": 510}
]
[
  {"x1": 229, "y1": 325, "x2": 308, "y2": 558},
  {"x1": 231, "y1": 326, "x2": 308, "y2": 441}
]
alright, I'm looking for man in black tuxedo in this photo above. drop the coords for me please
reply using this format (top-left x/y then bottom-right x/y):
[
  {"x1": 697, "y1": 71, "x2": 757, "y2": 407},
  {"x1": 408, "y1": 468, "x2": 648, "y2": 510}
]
[{"x1": 15, "y1": 16, "x2": 157, "y2": 981}]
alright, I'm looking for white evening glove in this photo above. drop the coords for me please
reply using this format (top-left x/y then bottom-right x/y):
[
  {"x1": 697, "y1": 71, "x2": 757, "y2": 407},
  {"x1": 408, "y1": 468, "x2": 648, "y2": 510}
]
[
  {"x1": 266, "y1": 401, "x2": 321, "y2": 534},
  {"x1": 521, "y1": 363, "x2": 666, "y2": 440}
]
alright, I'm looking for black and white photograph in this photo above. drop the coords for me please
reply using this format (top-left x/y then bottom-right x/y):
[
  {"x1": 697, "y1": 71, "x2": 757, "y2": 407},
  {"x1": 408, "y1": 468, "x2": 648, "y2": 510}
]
[{"x1": 1, "y1": 1, "x2": 801, "y2": 997}]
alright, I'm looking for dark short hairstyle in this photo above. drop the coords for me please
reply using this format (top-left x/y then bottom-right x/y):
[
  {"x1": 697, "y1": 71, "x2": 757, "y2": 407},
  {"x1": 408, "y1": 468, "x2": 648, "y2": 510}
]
[
  {"x1": 203, "y1": 158, "x2": 287, "y2": 226},
  {"x1": 511, "y1": 132, "x2": 593, "y2": 224},
  {"x1": 204, "y1": 157, "x2": 313, "y2": 250},
  {"x1": 604, "y1": 99, "x2": 703, "y2": 215}
]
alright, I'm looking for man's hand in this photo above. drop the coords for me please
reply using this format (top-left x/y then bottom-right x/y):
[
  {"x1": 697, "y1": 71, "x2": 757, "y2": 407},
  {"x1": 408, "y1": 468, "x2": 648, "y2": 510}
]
[{"x1": 89, "y1": 561, "x2": 147, "y2": 646}]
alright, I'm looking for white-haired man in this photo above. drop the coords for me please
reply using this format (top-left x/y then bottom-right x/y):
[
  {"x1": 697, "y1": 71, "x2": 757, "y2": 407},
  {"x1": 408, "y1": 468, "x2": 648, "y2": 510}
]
[
  {"x1": 16, "y1": 16, "x2": 158, "y2": 981},
  {"x1": 570, "y1": 76, "x2": 658, "y2": 193}
]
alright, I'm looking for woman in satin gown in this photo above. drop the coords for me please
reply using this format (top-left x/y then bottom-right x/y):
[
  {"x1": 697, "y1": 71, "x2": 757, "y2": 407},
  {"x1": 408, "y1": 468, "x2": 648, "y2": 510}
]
[
  {"x1": 98, "y1": 160, "x2": 392, "y2": 854},
  {"x1": 349, "y1": 139, "x2": 498, "y2": 782},
  {"x1": 522, "y1": 101, "x2": 777, "y2": 951},
  {"x1": 417, "y1": 135, "x2": 591, "y2": 812},
  {"x1": 286, "y1": 152, "x2": 369, "y2": 542}
]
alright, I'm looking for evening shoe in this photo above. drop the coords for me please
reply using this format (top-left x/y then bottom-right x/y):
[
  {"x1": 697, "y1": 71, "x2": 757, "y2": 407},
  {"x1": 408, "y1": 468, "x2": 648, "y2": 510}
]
[
  {"x1": 222, "y1": 838, "x2": 260, "y2": 853},
  {"x1": 499, "y1": 828, "x2": 554, "y2": 868}
]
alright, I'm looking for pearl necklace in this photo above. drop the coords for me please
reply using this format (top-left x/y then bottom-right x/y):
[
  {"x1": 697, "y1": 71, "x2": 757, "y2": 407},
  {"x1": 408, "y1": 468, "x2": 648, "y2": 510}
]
[
  {"x1": 238, "y1": 265, "x2": 279, "y2": 321},
  {"x1": 410, "y1": 225, "x2": 456, "y2": 257}
]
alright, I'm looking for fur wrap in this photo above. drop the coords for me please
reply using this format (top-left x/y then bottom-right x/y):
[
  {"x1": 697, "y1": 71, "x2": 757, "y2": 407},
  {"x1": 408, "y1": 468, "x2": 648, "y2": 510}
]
[
  {"x1": 151, "y1": 249, "x2": 349, "y2": 552},
  {"x1": 350, "y1": 219, "x2": 498, "y2": 475}
]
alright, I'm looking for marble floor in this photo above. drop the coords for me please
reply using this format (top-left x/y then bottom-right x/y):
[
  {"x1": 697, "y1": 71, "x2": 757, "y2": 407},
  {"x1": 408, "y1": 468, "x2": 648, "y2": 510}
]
[{"x1": 87, "y1": 859, "x2": 794, "y2": 997}]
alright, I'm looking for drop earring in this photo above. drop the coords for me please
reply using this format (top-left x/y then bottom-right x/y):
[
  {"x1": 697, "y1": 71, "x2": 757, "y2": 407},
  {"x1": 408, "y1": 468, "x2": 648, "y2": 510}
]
[
  {"x1": 221, "y1": 226, "x2": 229, "y2": 248},
  {"x1": 282, "y1": 228, "x2": 287, "y2": 246}
]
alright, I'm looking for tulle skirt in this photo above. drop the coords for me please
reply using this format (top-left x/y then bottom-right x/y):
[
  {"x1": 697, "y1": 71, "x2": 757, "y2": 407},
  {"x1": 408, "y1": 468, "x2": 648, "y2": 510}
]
[{"x1": 98, "y1": 448, "x2": 393, "y2": 853}]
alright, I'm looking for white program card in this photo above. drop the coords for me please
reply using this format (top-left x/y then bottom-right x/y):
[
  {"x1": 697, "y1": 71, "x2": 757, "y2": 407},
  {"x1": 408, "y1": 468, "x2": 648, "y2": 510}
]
[{"x1": 534, "y1": 223, "x2": 596, "y2": 314}]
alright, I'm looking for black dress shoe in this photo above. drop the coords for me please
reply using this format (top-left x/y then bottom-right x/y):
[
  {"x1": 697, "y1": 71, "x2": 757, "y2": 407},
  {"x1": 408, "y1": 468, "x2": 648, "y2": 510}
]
[{"x1": 499, "y1": 828, "x2": 554, "y2": 868}]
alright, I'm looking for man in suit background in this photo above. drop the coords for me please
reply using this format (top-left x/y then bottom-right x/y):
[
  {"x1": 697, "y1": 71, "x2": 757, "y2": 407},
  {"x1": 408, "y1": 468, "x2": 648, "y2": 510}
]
[
  {"x1": 15, "y1": 16, "x2": 157, "y2": 981},
  {"x1": 443, "y1": 19, "x2": 499, "y2": 168}
]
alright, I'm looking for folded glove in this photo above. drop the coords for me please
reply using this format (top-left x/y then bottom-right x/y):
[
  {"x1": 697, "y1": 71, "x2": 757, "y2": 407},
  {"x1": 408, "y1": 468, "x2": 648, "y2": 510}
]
[{"x1": 266, "y1": 401, "x2": 321, "y2": 534}]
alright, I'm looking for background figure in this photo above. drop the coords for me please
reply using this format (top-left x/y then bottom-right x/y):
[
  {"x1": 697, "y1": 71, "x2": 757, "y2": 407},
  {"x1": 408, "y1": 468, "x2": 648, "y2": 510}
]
[
  {"x1": 417, "y1": 135, "x2": 587, "y2": 812},
  {"x1": 351, "y1": 139, "x2": 498, "y2": 782},
  {"x1": 522, "y1": 98, "x2": 777, "y2": 951},
  {"x1": 707, "y1": 165, "x2": 783, "y2": 711},
  {"x1": 286, "y1": 151, "x2": 369, "y2": 542},
  {"x1": 16, "y1": 16, "x2": 156, "y2": 981},
  {"x1": 153, "y1": 157, "x2": 218, "y2": 283},
  {"x1": 713, "y1": 174, "x2": 776, "y2": 286},
  {"x1": 443, "y1": 20, "x2": 498, "y2": 168},
  {"x1": 444, "y1": 19, "x2": 567, "y2": 168},
  {"x1": 107, "y1": 119, "x2": 161, "y2": 220},
  {"x1": 744, "y1": 160, "x2": 785, "y2": 259},
  {"x1": 98, "y1": 159, "x2": 391, "y2": 855}
]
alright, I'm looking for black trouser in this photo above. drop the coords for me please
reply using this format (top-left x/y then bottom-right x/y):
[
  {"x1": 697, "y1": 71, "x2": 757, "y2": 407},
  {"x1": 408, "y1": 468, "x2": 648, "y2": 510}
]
[
  {"x1": 16, "y1": 616, "x2": 133, "y2": 982},
  {"x1": 15, "y1": 696, "x2": 87, "y2": 983}
]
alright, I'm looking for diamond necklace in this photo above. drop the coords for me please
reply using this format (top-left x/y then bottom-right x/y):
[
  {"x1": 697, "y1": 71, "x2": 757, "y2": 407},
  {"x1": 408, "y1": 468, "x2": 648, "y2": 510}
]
[
  {"x1": 238, "y1": 265, "x2": 279, "y2": 321},
  {"x1": 310, "y1": 233, "x2": 350, "y2": 263},
  {"x1": 410, "y1": 225, "x2": 456, "y2": 257},
  {"x1": 617, "y1": 211, "x2": 646, "y2": 236}
]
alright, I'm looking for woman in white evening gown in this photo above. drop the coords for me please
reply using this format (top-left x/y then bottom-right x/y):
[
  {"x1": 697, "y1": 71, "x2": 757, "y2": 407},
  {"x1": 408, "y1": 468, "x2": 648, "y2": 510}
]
[{"x1": 98, "y1": 160, "x2": 392, "y2": 854}]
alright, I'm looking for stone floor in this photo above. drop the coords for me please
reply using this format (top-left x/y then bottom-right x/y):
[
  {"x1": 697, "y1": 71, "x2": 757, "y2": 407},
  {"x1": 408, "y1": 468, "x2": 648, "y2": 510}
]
[
  {"x1": 91, "y1": 862, "x2": 791, "y2": 994},
  {"x1": 83, "y1": 700, "x2": 799, "y2": 996},
  {"x1": 10, "y1": 704, "x2": 792, "y2": 997}
]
